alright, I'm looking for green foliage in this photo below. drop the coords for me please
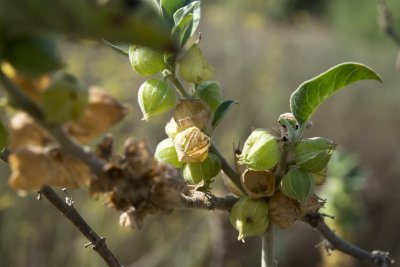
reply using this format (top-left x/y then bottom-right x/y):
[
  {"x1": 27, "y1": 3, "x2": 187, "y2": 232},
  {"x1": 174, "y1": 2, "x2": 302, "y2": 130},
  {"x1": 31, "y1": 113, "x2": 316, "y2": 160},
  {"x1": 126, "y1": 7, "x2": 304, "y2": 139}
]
[
  {"x1": 290, "y1": 62, "x2": 382, "y2": 125},
  {"x1": 172, "y1": 1, "x2": 201, "y2": 47},
  {"x1": 196, "y1": 81, "x2": 223, "y2": 112},
  {"x1": 3, "y1": 33, "x2": 63, "y2": 77},
  {"x1": 211, "y1": 100, "x2": 238, "y2": 130},
  {"x1": 280, "y1": 167, "x2": 314, "y2": 204}
]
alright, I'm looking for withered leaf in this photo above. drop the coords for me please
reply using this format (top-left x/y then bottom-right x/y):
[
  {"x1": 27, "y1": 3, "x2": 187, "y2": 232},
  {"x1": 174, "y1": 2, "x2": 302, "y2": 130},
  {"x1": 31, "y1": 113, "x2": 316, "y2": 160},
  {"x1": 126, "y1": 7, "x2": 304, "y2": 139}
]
[
  {"x1": 9, "y1": 112, "x2": 51, "y2": 149},
  {"x1": 9, "y1": 147, "x2": 92, "y2": 191},
  {"x1": 173, "y1": 99, "x2": 210, "y2": 130},
  {"x1": 66, "y1": 87, "x2": 127, "y2": 143},
  {"x1": 174, "y1": 126, "x2": 210, "y2": 163}
]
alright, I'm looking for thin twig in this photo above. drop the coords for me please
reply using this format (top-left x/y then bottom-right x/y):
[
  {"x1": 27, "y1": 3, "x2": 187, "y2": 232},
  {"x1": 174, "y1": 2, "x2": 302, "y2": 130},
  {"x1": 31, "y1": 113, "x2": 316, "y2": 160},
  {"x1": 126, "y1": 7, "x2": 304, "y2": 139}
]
[
  {"x1": 179, "y1": 191, "x2": 238, "y2": 211},
  {"x1": 377, "y1": 0, "x2": 400, "y2": 46},
  {"x1": 261, "y1": 225, "x2": 275, "y2": 267},
  {"x1": 40, "y1": 186, "x2": 123, "y2": 267},
  {"x1": 302, "y1": 212, "x2": 394, "y2": 267}
]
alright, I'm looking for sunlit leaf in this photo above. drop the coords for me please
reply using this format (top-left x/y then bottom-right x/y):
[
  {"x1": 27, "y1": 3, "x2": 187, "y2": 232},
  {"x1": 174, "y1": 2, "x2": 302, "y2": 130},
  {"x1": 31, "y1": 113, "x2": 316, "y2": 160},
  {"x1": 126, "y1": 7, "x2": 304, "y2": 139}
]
[
  {"x1": 172, "y1": 1, "x2": 200, "y2": 47},
  {"x1": 102, "y1": 40, "x2": 129, "y2": 56},
  {"x1": 290, "y1": 62, "x2": 382, "y2": 125},
  {"x1": 211, "y1": 100, "x2": 238, "y2": 130}
]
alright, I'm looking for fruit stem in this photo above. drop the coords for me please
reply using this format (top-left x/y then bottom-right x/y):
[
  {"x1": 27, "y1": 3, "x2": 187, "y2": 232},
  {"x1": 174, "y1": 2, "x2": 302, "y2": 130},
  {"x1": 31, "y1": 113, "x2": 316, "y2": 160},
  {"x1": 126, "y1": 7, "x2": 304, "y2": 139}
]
[
  {"x1": 261, "y1": 224, "x2": 276, "y2": 267},
  {"x1": 210, "y1": 141, "x2": 246, "y2": 195},
  {"x1": 167, "y1": 64, "x2": 191, "y2": 98}
]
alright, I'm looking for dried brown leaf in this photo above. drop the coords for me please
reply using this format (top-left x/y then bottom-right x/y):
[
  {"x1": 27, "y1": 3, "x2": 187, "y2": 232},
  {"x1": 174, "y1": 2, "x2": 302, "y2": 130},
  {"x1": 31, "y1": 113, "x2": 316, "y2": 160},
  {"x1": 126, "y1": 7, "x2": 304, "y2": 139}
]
[
  {"x1": 9, "y1": 147, "x2": 92, "y2": 191},
  {"x1": 173, "y1": 99, "x2": 210, "y2": 130},
  {"x1": 66, "y1": 87, "x2": 127, "y2": 143},
  {"x1": 9, "y1": 112, "x2": 51, "y2": 149}
]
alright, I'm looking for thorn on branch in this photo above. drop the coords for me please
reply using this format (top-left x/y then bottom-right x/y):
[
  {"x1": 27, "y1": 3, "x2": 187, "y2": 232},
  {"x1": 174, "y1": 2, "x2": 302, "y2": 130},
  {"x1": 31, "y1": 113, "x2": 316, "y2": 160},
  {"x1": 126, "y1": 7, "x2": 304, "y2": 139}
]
[
  {"x1": 84, "y1": 237, "x2": 106, "y2": 249},
  {"x1": 62, "y1": 188, "x2": 75, "y2": 207}
]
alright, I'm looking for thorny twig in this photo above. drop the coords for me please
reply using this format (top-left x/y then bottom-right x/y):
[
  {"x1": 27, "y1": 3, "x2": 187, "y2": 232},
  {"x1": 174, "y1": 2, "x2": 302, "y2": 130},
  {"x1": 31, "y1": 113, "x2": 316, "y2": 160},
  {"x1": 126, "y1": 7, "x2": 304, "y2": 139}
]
[
  {"x1": 40, "y1": 186, "x2": 123, "y2": 267},
  {"x1": 0, "y1": 54, "x2": 395, "y2": 267},
  {"x1": 303, "y1": 212, "x2": 394, "y2": 267}
]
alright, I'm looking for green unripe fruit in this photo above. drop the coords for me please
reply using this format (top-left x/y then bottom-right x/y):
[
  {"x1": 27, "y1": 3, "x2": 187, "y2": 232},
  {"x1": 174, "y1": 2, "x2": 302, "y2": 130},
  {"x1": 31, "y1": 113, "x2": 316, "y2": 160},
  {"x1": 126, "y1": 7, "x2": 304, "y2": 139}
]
[
  {"x1": 239, "y1": 129, "x2": 281, "y2": 171},
  {"x1": 179, "y1": 44, "x2": 214, "y2": 84},
  {"x1": 41, "y1": 72, "x2": 88, "y2": 124},
  {"x1": 196, "y1": 81, "x2": 222, "y2": 112},
  {"x1": 138, "y1": 78, "x2": 176, "y2": 121},
  {"x1": 281, "y1": 167, "x2": 314, "y2": 204},
  {"x1": 160, "y1": 0, "x2": 186, "y2": 18},
  {"x1": 229, "y1": 197, "x2": 269, "y2": 242},
  {"x1": 182, "y1": 153, "x2": 221, "y2": 184},
  {"x1": 154, "y1": 138, "x2": 183, "y2": 168},
  {"x1": 3, "y1": 33, "x2": 62, "y2": 77},
  {"x1": 294, "y1": 137, "x2": 337, "y2": 173},
  {"x1": 129, "y1": 45, "x2": 166, "y2": 76}
]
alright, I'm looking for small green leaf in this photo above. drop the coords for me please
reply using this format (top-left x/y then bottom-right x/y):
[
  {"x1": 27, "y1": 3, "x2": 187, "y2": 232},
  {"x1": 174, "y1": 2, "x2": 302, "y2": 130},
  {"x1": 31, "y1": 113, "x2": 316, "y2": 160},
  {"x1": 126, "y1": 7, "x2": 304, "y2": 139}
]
[
  {"x1": 281, "y1": 167, "x2": 314, "y2": 204},
  {"x1": 102, "y1": 40, "x2": 129, "y2": 56},
  {"x1": 160, "y1": 0, "x2": 186, "y2": 20},
  {"x1": 290, "y1": 62, "x2": 382, "y2": 125},
  {"x1": 0, "y1": 120, "x2": 8, "y2": 151},
  {"x1": 172, "y1": 1, "x2": 200, "y2": 47},
  {"x1": 211, "y1": 100, "x2": 238, "y2": 130}
]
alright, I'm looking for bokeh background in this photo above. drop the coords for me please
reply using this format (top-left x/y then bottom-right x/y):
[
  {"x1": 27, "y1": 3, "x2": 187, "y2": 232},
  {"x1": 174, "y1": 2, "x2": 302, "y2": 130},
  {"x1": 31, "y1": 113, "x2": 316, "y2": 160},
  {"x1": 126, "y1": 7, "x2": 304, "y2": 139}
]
[{"x1": 1, "y1": 0, "x2": 400, "y2": 266}]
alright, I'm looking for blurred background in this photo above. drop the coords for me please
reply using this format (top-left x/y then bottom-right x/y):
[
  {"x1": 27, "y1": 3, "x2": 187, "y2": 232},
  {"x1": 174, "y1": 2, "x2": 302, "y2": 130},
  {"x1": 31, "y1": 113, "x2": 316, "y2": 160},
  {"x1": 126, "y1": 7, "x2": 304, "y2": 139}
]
[{"x1": 1, "y1": 0, "x2": 400, "y2": 266}]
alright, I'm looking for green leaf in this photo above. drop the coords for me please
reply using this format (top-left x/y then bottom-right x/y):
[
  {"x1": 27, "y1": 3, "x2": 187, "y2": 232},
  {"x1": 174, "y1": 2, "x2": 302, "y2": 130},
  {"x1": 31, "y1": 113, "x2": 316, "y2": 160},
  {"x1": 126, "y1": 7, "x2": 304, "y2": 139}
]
[
  {"x1": 172, "y1": 1, "x2": 200, "y2": 47},
  {"x1": 160, "y1": 0, "x2": 186, "y2": 20},
  {"x1": 290, "y1": 62, "x2": 382, "y2": 125},
  {"x1": 0, "y1": 120, "x2": 8, "y2": 152},
  {"x1": 172, "y1": 14, "x2": 194, "y2": 48},
  {"x1": 211, "y1": 100, "x2": 238, "y2": 130},
  {"x1": 102, "y1": 40, "x2": 129, "y2": 56}
]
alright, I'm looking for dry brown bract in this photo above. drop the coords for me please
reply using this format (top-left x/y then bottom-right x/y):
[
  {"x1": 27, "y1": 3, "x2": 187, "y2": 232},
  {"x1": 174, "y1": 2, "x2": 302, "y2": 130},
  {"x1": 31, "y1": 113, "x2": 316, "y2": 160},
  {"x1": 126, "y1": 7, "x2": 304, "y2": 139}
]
[
  {"x1": 90, "y1": 138, "x2": 185, "y2": 230},
  {"x1": 9, "y1": 146, "x2": 92, "y2": 191}
]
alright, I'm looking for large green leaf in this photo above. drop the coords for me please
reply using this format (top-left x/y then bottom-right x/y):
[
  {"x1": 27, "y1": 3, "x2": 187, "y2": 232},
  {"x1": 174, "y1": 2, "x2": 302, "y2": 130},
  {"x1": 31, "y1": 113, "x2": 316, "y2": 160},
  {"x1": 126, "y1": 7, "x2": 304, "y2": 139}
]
[{"x1": 290, "y1": 62, "x2": 382, "y2": 125}]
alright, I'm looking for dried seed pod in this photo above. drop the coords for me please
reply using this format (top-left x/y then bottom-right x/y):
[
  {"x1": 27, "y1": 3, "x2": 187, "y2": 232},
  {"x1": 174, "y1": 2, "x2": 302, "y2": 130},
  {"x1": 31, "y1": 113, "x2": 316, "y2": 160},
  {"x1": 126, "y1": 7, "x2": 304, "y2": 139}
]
[
  {"x1": 281, "y1": 167, "x2": 314, "y2": 204},
  {"x1": 129, "y1": 45, "x2": 166, "y2": 76},
  {"x1": 294, "y1": 137, "x2": 337, "y2": 173},
  {"x1": 165, "y1": 117, "x2": 183, "y2": 139},
  {"x1": 229, "y1": 197, "x2": 269, "y2": 242},
  {"x1": 173, "y1": 126, "x2": 210, "y2": 163},
  {"x1": 182, "y1": 153, "x2": 221, "y2": 184},
  {"x1": 41, "y1": 72, "x2": 88, "y2": 124},
  {"x1": 179, "y1": 44, "x2": 214, "y2": 83},
  {"x1": 241, "y1": 169, "x2": 276, "y2": 198},
  {"x1": 154, "y1": 138, "x2": 183, "y2": 168},
  {"x1": 239, "y1": 129, "x2": 281, "y2": 171},
  {"x1": 269, "y1": 191, "x2": 301, "y2": 229},
  {"x1": 300, "y1": 194, "x2": 324, "y2": 216},
  {"x1": 138, "y1": 78, "x2": 176, "y2": 121},
  {"x1": 173, "y1": 99, "x2": 210, "y2": 130},
  {"x1": 65, "y1": 87, "x2": 127, "y2": 143},
  {"x1": 196, "y1": 81, "x2": 222, "y2": 112}
]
